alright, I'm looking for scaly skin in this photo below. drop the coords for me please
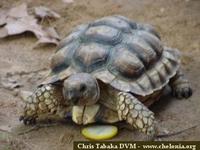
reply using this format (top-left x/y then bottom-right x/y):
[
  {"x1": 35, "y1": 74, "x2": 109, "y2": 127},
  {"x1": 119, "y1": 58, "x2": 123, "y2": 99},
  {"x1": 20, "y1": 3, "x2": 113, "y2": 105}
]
[
  {"x1": 19, "y1": 84, "x2": 66, "y2": 124},
  {"x1": 117, "y1": 92, "x2": 156, "y2": 136}
]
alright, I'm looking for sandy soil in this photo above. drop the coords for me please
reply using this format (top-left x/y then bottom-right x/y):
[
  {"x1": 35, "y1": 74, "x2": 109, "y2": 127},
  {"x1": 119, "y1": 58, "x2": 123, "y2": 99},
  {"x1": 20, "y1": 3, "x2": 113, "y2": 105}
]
[{"x1": 0, "y1": 0, "x2": 199, "y2": 149}]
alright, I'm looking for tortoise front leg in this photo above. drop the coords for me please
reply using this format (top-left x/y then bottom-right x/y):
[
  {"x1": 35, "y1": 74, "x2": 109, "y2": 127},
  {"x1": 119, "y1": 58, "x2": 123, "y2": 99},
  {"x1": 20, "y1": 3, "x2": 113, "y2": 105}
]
[
  {"x1": 169, "y1": 69, "x2": 192, "y2": 99},
  {"x1": 19, "y1": 84, "x2": 64, "y2": 125},
  {"x1": 116, "y1": 92, "x2": 156, "y2": 137}
]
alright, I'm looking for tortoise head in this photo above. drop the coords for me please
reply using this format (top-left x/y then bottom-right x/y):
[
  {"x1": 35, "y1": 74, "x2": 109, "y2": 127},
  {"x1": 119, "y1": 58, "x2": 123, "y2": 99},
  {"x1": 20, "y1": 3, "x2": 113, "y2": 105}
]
[{"x1": 63, "y1": 73, "x2": 100, "y2": 106}]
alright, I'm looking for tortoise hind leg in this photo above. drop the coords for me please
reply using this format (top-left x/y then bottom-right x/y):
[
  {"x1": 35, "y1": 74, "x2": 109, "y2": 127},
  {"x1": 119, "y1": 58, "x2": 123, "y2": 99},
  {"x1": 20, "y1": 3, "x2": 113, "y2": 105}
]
[
  {"x1": 169, "y1": 69, "x2": 192, "y2": 99},
  {"x1": 117, "y1": 92, "x2": 156, "y2": 137}
]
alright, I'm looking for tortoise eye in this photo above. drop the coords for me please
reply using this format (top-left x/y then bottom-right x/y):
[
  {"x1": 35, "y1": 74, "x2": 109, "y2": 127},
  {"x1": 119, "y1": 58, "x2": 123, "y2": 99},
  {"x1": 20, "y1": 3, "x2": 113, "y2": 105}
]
[{"x1": 80, "y1": 83, "x2": 86, "y2": 92}]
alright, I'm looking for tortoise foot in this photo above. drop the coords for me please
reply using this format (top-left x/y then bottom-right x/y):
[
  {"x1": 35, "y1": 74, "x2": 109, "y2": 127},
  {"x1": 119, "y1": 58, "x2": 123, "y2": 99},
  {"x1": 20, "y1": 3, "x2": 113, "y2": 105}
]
[
  {"x1": 172, "y1": 83, "x2": 192, "y2": 99},
  {"x1": 170, "y1": 70, "x2": 192, "y2": 99}
]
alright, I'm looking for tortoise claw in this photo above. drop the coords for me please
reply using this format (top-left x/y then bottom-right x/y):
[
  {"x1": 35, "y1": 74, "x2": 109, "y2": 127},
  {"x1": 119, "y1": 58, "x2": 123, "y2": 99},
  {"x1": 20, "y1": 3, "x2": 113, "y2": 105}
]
[{"x1": 19, "y1": 115, "x2": 37, "y2": 125}]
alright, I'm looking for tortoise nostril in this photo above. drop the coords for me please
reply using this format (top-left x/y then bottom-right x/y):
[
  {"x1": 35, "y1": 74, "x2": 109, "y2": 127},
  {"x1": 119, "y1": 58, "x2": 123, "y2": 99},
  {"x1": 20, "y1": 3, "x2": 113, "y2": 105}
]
[{"x1": 80, "y1": 83, "x2": 86, "y2": 92}]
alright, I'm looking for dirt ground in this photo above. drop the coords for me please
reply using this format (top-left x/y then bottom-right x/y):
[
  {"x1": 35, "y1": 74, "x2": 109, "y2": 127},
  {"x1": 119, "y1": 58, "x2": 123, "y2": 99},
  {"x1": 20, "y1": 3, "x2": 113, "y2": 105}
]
[{"x1": 0, "y1": 0, "x2": 199, "y2": 149}]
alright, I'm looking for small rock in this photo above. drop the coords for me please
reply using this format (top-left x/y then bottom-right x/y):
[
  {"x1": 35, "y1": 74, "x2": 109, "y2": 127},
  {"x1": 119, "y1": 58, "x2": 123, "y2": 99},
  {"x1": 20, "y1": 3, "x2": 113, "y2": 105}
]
[
  {"x1": 62, "y1": 0, "x2": 74, "y2": 3},
  {"x1": 163, "y1": 128, "x2": 170, "y2": 134},
  {"x1": 160, "y1": 8, "x2": 165, "y2": 13}
]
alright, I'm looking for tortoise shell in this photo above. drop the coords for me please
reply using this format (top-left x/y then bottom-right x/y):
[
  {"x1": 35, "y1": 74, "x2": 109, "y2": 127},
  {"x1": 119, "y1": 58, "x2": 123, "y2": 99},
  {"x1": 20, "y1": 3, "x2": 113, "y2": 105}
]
[{"x1": 43, "y1": 15, "x2": 180, "y2": 96}]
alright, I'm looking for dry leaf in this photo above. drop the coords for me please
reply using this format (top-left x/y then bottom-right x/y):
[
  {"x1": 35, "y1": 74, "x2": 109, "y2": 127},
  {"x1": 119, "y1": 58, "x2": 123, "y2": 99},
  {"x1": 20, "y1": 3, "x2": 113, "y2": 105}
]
[
  {"x1": 43, "y1": 27, "x2": 60, "y2": 40},
  {"x1": 34, "y1": 6, "x2": 61, "y2": 19},
  {"x1": 4, "y1": 16, "x2": 59, "y2": 45},
  {"x1": 0, "y1": 10, "x2": 7, "y2": 26},
  {"x1": 8, "y1": 3, "x2": 28, "y2": 18},
  {"x1": 62, "y1": 0, "x2": 74, "y2": 4},
  {"x1": 5, "y1": 16, "x2": 37, "y2": 35},
  {"x1": 36, "y1": 27, "x2": 60, "y2": 45},
  {"x1": 0, "y1": 28, "x2": 8, "y2": 38},
  {"x1": 0, "y1": 3, "x2": 60, "y2": 45}
]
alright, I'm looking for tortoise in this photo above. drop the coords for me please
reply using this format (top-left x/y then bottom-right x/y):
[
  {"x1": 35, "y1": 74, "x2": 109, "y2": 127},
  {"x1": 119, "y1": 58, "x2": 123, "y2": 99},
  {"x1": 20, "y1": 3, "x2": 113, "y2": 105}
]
[{"x1": 19, "y1": 15, "x2": 192, "y2": 137}]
